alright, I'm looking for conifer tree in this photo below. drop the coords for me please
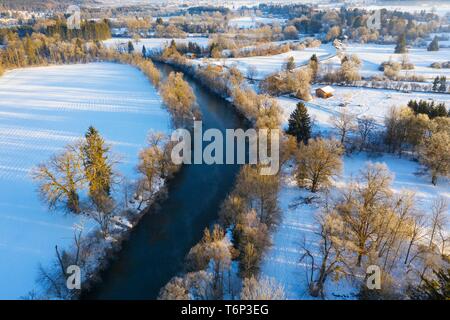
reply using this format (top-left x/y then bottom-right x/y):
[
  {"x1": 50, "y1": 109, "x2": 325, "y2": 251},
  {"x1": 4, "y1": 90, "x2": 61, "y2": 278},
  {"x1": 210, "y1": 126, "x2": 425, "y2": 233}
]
[
  {"x1": 427, "y1": 36, "x2": 439, "y2": 51},
  {"x1": 432, "y1": 76, "x2": 440, "y2": 91},
  {"x1": 286, "y1": 102, "x2": 312, "y2": 144},
  {"x1": 309, "y1": 54, "x2": 319, "y2": 82},
  {"x1": 395, "y1": 33, "x2": 407, "y2": 54},
  {"x1": 142, "y1": 45, "x2": 146, "y2": 57},
  {"x1": 81, "y1": 127, "x2": 113, "y2": 202},
  {"x1": 127, "y1": 40, "x2": 134, "y2": 54},
  {"x1": 285, "y1": 56, "x2": 296, "y2": 72}
]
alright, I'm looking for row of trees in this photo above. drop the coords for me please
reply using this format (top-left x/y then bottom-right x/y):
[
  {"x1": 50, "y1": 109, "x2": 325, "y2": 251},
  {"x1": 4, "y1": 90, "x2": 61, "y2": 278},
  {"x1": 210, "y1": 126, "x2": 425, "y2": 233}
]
[
  {"x1": 432, "y1": 76, "x2": 447, "y2": 92},
  {"x1": 154, "y1": 41, "x2": 283, "y2": 130},
  {"x1": 44, "y1": 19, "x2": 111, "y2": 41},
  {"x1": 258, "y1": 52, "x2": 362, "y2": 99},
  {"x1": 407, "y1": 99, "x2": 448, "y2": 119}
]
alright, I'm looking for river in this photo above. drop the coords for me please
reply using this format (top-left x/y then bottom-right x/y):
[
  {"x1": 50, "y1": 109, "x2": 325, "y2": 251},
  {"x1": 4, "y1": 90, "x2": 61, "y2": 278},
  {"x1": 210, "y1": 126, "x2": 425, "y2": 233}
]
[{"x1": 83, "y1": 62, "x2": 246, "y2": 299}]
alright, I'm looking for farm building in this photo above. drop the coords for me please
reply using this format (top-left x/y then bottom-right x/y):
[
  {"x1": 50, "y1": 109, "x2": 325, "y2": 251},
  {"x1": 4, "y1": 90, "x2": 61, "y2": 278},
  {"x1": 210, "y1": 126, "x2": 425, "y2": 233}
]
[{"x1": 316, "y1": 86, "x2": 335, "y2": 98}]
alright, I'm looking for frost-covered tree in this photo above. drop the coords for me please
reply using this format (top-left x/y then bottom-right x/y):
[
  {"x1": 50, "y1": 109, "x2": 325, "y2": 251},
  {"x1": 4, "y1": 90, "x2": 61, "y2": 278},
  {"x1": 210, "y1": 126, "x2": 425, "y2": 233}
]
[
  {"x1": 158, "y1": 277, "x2": 189, "y2": 300},
  {"x1": 136, "y1": 132, "x2": 178, "y2": 210},
  {"x1": 159, "y1": 72, "x2": 199, "y2": 128},
  {"x1": 300, "y1": 210, "x2": 346, "y2": 298},
  {"x1": 127, "y1": 40, "x2": 134, "y2": 54},
  {"x1": 356, "y1": 116, "x2": 377, "y2": 151},
  {"x1": 284, "y1": 56, "x2": 296, "y2": 72},
  {"x1": 419, "y1": 131, "x2": 450, "y2": 185},
  {"x1": 295, "y1": 138, "x2": 343, "y2": 192},
  {"x1": 33, "y1": 146, "x2": 84, "y2": 213},
  {"x1": 240, "y1": 276, "x2": 286, "y2": 300},
  {"x1": 395, "y1": 33, "x2": 407, "y2": 54},
  {"x1": 235, "y1": 165, "x2": 280, "y2": 227},
  {"x1": 427, "y1": 36, "x2": 439, "y2": 52},
  {"x1": 309, "y1": 54, "x2": 319, "y2": 82},
  {"x1": 432, "y1": 76, "x2": 440, "y2": 92},
  {"x1": 286, "y1": 102, "x2": 311, "y2": 144},
  {"x1": 283, "y1": 25, "x2": 298, "y2": 40},
  {"x1": 439, "y1": 76, "x2": 447, "y2": 92}
]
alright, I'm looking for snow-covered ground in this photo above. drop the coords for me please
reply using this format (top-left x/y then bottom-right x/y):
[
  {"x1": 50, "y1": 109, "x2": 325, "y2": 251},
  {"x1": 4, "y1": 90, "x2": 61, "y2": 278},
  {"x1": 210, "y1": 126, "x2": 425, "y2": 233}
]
[
  {"x1": 262, "y1": 86, "x2": 450, "y2": 299},
  {"x1": 324, "y1": 43, "x2": 450, "y2": 81},
  {"x1": 277, "y1": 85, "x2": 450, "y2": 129},
  {"x1": 201, "y1": 44, "x2": 336, "y2": 80},
  {"x1": 228, "y1": 16, "x2": 286, "y2": 29},
  {"x1": 103, "y1": 37, "x2": 210, "y2": 54},
  {"x1": 0, "y1": 62, "x2": 169, "y2": 299}
]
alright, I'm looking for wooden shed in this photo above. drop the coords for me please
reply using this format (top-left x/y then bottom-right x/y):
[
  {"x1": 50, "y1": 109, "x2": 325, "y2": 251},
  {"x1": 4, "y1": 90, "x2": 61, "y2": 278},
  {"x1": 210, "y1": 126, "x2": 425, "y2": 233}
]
[{"x1": 316, "y1": 86, "x2": 335, "y2": 99}]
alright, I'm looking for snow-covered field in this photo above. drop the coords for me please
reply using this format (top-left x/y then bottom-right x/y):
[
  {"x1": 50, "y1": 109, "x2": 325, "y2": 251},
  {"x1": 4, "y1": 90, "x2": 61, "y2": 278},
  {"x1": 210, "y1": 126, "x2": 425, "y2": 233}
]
[
  {"x1": 324, "y1": 43, "x2": 450, "y2": 81},
  {"x1": 202, "y1": 44, "x2": 336, "y2": 80},
  {"x1": 0, "y1": 62, "x2": 169, "y2": 299},
  {"x1": 103, "y1": 37, "x2": 210, "y2": 54},
  {"x1": 202, "y1": 41, "x2": 450, "y2": 82},
  {"x1": 228, "y1": 16, "x2": 286, "y2": 29},
  {"x1": 277, "y1": 85, "x2": 450, "y2": 129}
]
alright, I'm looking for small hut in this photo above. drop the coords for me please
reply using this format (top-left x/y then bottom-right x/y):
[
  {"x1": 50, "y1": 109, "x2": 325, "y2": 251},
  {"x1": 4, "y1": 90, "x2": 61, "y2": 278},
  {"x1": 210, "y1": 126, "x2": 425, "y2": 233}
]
[{"x1": 316, "y1": 86, "x2": 335, "y2": 99}]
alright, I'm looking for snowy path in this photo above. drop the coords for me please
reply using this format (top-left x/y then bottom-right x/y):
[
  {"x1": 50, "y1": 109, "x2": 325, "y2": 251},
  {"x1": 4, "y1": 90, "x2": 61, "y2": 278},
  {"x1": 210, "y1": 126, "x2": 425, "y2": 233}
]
[{"x1": 0, "y1": 62, "x2": 170, "y2": 299}]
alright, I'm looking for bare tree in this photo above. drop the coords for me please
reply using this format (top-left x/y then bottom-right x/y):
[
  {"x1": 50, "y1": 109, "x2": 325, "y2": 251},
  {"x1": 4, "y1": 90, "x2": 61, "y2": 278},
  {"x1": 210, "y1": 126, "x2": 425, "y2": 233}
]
[
  {"x1": 158, "y1": 277, "x2": 189, "y2": 300},
  {"x1": 404, "y1": 212, "x2": 427, "y2": 266},
  {"x1": 330, "y1": 109, "x2": 357, "y2": 146},
  {"x1": 300, "y1": 210, "x2": 347, "y2": 298},
  {"x1": 247, "y1": 65, "x2": 258, "y2": 81},
  {"x1": 37, "y1": 227, "x2": 84, "y2": 299},
  {"x1": 33, "y1": 146, "x2": 85, "y2": 213},
  {"x1": 428, "y1": 197, "x2": 449, "y2": 254},
  {"x1": 135, "y1": 132, "x2": 179, "y2": 210},
  {"x1": 357, "y1": 116, "x2": 377, "y2": 151},
  {"x1": 335, "y1": 163, "x2": 393, "y2": 266}
]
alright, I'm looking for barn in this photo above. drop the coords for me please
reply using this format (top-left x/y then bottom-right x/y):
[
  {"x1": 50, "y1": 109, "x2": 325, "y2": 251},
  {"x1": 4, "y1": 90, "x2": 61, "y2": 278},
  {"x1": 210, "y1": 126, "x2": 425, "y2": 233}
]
[{"x1": 316, "y1": 86, "x2": 335, "y2": 98}]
